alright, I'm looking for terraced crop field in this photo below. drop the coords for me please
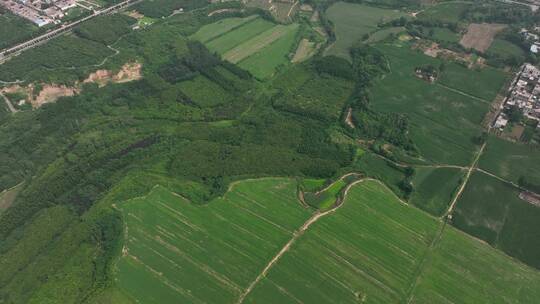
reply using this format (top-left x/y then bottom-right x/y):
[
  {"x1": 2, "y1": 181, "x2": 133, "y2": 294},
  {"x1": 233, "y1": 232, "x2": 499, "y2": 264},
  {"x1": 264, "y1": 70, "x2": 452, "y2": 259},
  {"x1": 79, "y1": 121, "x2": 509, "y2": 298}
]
[
  {"x1": 193, "y1": 16, "x2": 299, "y2": 79},
  {"x1": 115, "y1": 178, "x2": 540, "y2": 303}
]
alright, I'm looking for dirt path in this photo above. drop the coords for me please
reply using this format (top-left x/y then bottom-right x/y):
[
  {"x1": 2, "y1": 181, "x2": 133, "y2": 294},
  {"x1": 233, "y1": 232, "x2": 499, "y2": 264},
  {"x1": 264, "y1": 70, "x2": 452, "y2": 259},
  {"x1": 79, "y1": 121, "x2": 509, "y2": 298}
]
[
  {"x1": 344, "y1": 107, "x2": 355, "y2": 128},
  {"x1": 436, "y1": 83, "x2": 490, "y2": 104},
  {"x1": 0, "y1": 92, "x2": 17, "y2": 113},
  {"x1": 237, "y1": 178, "x2": 369, "y2": 303},
  {"x1": 446, "y1": 142, "x2": 486, "y2": 216}
]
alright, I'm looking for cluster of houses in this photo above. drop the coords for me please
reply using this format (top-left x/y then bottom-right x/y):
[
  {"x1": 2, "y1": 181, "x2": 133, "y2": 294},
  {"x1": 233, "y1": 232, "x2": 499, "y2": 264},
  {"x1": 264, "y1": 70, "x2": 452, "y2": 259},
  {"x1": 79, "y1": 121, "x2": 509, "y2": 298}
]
[
  {"x1": 494, "y1": 64, "x2": 540, "y2": 129},
  {"x1": 0, "y1": 0, "x2": 77, "y2": 27}
]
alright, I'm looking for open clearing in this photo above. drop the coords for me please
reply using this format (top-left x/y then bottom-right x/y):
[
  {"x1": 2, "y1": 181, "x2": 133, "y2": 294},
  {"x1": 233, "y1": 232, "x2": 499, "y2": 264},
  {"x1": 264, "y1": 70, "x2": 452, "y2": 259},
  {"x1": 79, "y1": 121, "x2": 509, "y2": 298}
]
[
  {"x1": 116, "y1": 178, "x2": 540, "y2": 303},
  {"x1": 325, "y1": 2, "x2": 406, "y2": 59},
  {"x1": 460, "y1": 23, "x2": 507, "y2": 53}
]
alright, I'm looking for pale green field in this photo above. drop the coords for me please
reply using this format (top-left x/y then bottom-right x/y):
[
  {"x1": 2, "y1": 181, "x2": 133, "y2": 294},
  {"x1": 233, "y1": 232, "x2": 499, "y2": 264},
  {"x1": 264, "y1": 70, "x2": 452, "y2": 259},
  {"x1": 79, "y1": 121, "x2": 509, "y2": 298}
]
[
  {"x1": 205, "y1": 18, "x2": 275, "y2": 54},
  {"x1": 191, "y1": 15, "x2": 259, "y2": 43},
  {"x1": 325, "y1": 2, "x2": 407, "y2": 59}
]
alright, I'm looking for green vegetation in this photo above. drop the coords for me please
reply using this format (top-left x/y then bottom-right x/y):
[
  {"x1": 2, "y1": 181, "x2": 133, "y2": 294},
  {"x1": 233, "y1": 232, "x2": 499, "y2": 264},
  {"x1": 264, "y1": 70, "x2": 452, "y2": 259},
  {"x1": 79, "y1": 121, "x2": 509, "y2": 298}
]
[
  {"x1": 410, "y1": 167, "x2": 463, "y2": 216},
  {"x1": 488, "y1": 38, "x2": 526, "y2": 58},
  {"x1": 0, "y1": 10, "x2": 39, "y2": 50},
  {"x1": 205, "y1": 18, "x2": 275, "y2": 54},
  {"x1": 190, "y1": 15, "x2": 258, "y2": 43},
  {"x1": 246, "y1": 180, "x2": 540, "y2": 303},
  {"x1": 369, "y1": 43, "x2": 493, "y2": 165},
  {"x1": 0, "y1": 35, "x2": 114, "y2": 83},
  {"x1": 353, "y1": 152, "x2": 410, "y2": 198},
  {"x1": 479, "y1": 136, "x2": 540, "y2": 186},
  {"x1": 417, "y1": 2, "x2": 472, "y2": 24},
  {"x1": 325, "y1": 2, "x2": 407, "y2": 59},
  {"x1": 453, "y1": 172, "x2": 540, "y2": 269},
  {"x1": 134, "y1": 0, "x2": 208, "y2": 18},
  {"x1": 116, "y1": 178, "x2": 311, "y2": 303},
  {"x1": 303, "y1": 179, "x2": 347, "y2": 209},
  {"x1": 75, "y1": 14, "x2": 136, "y2": 45},
  {"x1": 439, "y1": 63, "x2": 509, "y2": 101},
  {"x1": 413, "y1": 223, "x2": 540, "y2": 303}
]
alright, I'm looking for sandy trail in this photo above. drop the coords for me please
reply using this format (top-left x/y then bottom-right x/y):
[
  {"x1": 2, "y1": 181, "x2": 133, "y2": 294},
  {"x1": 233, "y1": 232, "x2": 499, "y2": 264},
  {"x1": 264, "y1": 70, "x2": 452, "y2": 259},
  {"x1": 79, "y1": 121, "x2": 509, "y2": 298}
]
[{"x1": 237, "y1": 178, "x2": 370, "y2": 303}]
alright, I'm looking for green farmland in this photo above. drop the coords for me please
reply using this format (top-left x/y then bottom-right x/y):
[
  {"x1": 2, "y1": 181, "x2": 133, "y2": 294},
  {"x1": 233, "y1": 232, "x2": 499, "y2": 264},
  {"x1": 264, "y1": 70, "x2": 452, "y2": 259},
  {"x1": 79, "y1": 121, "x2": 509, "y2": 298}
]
[
  {"x1": 369, "y1": 43, "x2": 493, "y2": 165},
  {"x1": 453, "y1": 172, "x2": 540, "y2": 269},
  {"x1": 479, "y1": 135, "x2": 540, "y2": 185},
  {"x1": 116, "y1": 178, "x2": 312, "y2": 303},
  {"x1": 193, "y1": 16, "x2": 299, "y2": 79},
  {"x1": 439, "y1": 63, "x2": 509, "y2": 101},
  {"x1": 410, "y1": 167, "x2": 464, "y2": 216},
  {"x1": 417, "y1": 2, "x2": 472, "y2": 24},
  {"x1": 115, "y1": 178, "x2": 540, "y2": 303},
  {"x1": 325, "y1": 2, "x2": 407, "y2": 59}
]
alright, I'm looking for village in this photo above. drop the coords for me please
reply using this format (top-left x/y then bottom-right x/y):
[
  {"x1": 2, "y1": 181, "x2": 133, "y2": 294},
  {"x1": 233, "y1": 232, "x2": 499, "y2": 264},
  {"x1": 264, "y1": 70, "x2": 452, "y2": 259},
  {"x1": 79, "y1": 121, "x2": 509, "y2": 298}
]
[
  {"x1": 493, "y1": 63, "x2": 540, "y2": 132},
  {"x1": 0, "y1": 0, "x2": 91, "y2": 27}
]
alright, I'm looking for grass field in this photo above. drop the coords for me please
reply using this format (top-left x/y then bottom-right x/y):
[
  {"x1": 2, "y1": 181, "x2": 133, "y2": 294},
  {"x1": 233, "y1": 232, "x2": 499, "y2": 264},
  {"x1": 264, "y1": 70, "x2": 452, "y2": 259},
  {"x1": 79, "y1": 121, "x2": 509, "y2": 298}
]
[
  {"x1": 237, "y1": 24, "x2": 299, "y2": 79},
  {"x1": 417, "y1": 2, "x2": 471, "y2": 23},
  {"x1": 439, "y1": 63, "x2": 509, "y2": 101},
  {"x1": 190, "y1": 15, "x2": 258, "y2": 43},
  {"x1": 410, "y1": 167, "x2": 464, "y2": 216},
  {"x1": 194, "y1": 17, "x2": 299, "y2": 79},
  {"x1": 430, "y1": 27, "x2": 461, "y2": 43},
  {"x1": 177, "y1": 75, "x2": 234, "y2": 107},
  {"x1": 205, "y1": 18, "x2": 275, "y2": 54},
  {"x1": 488, "y1": 38, "x2": 526, "y2": 58},
  {"x1": 116, "y1": 178, "x2": 312, "y2": 303},
  {"x1": 479, "y1": 136, "x2": 540, "y2": 185},
  {"x1": 325, "y1": 2, "x2": 406, "y2": 59},
  {"x1": 370, "y1": 43, "x2": 492, "y2": 165},
  {"x1": 452, "y1": 171, "x2": 540, "y2": 269}
]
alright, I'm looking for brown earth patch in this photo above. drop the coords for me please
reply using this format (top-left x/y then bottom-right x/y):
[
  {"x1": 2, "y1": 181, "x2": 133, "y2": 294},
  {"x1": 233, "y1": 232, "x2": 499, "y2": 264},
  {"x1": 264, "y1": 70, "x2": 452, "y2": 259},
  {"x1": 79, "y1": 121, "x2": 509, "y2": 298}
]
[
  {"x1": 291, "y1": 38, "x2": 316, "y2": 63},
  {"x1": 460, "y1": 23, "x2": 507, "y2": 52},
  {"x1": 126, "y1": 10, "x2": 144, "y2": 19},
  {"x1": 84, "y1": 62, "x2": 142, "y2": 87},
  {"x1": 1, "y1": 62, "x2": 142, "y2": 109}
]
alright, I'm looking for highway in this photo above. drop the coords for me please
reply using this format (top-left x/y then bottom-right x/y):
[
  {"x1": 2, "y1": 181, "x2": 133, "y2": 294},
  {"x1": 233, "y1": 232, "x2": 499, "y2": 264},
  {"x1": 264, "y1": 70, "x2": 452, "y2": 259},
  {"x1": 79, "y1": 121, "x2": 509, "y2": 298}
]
[{"x1": 0, "y1": 0, "x2": 142, "y2": 64}]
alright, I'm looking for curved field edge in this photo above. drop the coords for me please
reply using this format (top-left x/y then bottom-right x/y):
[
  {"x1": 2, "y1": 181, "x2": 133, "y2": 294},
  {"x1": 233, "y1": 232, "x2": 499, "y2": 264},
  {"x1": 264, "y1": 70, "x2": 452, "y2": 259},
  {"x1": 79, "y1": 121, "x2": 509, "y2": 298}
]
[{"x1": 112, "y1": 177, "x2": 540, "y2": 303}]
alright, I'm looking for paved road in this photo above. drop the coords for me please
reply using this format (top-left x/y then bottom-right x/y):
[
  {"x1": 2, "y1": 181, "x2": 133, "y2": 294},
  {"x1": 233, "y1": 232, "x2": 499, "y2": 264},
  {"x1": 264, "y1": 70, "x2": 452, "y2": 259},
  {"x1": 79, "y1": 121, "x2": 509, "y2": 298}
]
[{"x1": 0, "y1": 0, "x2": 142, "y2": 64}]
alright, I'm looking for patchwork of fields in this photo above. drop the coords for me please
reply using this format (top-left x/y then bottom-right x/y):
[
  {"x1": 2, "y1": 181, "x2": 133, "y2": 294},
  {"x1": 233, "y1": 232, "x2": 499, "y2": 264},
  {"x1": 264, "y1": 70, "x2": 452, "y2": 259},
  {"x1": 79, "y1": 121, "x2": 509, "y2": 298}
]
[
  {"x1": 193, "y1": 16, "x2": 299, "y2": 79},
  {"x1": 325, "y1": 2, "x2": 407, "y2": 59},
  {"x1": 115, "y1": 178, "x2": 540, "y2": 303},
  {"x1": 370, "y1": 43, "x2": 509, "y2": 165}
]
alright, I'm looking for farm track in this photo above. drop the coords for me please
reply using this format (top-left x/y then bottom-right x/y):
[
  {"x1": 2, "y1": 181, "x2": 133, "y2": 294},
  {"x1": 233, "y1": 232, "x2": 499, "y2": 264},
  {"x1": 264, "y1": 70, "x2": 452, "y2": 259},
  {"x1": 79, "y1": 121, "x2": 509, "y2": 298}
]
[
  {"x1": 236, "y1": 178, "x2": 374, "y2": 303},
  {"x1": 436, "y1": 83, "x2": 490, "y2": 104}
]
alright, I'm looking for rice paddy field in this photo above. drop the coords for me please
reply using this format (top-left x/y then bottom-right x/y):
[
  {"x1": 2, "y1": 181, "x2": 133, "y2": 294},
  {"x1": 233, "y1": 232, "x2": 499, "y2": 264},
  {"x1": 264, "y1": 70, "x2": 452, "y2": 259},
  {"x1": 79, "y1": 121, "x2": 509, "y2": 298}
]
[
  {"x1": 369, "y1": 43, "x2": 494, "y2": 165},
  {"x1": 114, "y1": 177, "x2": 540, "y2": 303},
  {"x1": 452, "y1": 172, "x2": 540, "y2": 269},
  {"x1": 325, "y1": 2, "x2": 407, "y2": 59},
  {"x1": 192, "y1": 16, "x2": 299, "y2": 79},
  {"x1": 479, "y1": 136, "x2": 540, "y2": 185},
  {"x1": 410, "y1": 167, "x2": 464, "y2": 216}
]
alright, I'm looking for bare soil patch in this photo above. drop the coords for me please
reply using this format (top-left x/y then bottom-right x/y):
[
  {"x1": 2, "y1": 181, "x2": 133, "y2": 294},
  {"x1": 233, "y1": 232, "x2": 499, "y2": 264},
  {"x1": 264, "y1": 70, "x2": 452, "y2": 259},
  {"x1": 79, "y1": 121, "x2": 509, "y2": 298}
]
[
  {"x1": 460, "y1": 23, "x2": 506, "y2": 52},
  {"x1": 0, "y1": 184, "x2": 22, "y2": 213},
  {"x1": 291, "y1": 38, "x2": 316, "y2": 63},
  {"x1": 84, "y1": 62, "x2": 142, "y2": 87},
  {"x1": 126, "y1": 10, "x2": 144, "y2": 19}
]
